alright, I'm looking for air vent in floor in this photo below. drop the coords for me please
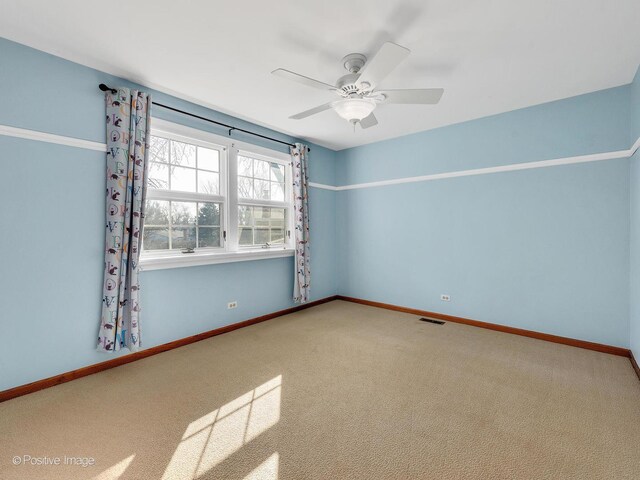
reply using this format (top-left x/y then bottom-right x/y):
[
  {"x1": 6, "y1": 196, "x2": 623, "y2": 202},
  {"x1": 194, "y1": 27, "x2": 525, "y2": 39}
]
[{"x1": 420, "y1": 318, "x2": 445, "y2": 325}]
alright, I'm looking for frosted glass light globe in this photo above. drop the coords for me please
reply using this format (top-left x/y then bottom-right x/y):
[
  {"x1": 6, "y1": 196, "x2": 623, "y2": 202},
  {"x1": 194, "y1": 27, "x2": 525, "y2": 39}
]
[{"x1": 331, "y1": 98, "x2": 376, "y2": 123}]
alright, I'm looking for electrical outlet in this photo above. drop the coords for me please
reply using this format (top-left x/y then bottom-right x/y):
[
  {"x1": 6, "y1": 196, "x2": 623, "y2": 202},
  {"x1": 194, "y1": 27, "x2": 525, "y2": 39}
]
[
  {"x1": 227, "y1": 301, "x2": 238, "y2": 309},
  {"x1": 440, "y1": 294, "x2": 451, "y2": 302}
]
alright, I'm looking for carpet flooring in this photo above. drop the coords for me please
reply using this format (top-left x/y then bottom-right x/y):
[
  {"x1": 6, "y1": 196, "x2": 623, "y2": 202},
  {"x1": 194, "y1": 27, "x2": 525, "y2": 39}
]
[{"x1": 1, "y1": 300, "x2": 639, "y2": 479}]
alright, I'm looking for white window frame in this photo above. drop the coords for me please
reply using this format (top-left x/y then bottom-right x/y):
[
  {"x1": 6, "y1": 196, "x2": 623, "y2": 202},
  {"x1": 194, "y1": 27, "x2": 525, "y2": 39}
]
[
  {"x1": 236, "y1": 149, "x2": 292, "y2": 249},
  {"x1": 140, "y1": 118, "x2": 295, "y2": 271}
]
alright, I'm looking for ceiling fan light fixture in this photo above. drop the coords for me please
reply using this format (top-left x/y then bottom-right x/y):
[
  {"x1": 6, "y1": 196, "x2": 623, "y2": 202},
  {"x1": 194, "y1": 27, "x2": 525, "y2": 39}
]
[{"x1": 331, "y1": 98, "x2": 376, "y2": 123}]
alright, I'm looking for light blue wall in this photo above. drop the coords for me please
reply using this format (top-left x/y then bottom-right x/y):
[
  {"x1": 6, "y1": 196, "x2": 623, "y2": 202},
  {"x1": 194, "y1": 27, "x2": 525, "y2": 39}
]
[
  {"x1": 336, "y1": 86, "x2": 633, "y2": 347},
  {"x1": 0, "y1": 38, "x2": 337, "y2": 391},
  {"x1": 630, "y1": 66, "x2": 640, "y2": 359},
  {"x1": 337, "y1": 87, "x2": 630, "y2": 186}
]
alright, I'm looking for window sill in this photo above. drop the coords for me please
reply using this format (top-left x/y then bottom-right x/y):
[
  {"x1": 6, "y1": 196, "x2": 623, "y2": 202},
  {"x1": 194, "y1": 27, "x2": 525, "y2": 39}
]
[{"x1": 139, "y1": 248, "x2": 295, "y2": 271}]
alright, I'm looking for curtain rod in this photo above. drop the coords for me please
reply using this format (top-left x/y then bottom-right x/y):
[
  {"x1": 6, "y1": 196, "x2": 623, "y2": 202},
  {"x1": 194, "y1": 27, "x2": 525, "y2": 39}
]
[{"x1": 98, "y1": 84, "x2": 308, "y2": 151}]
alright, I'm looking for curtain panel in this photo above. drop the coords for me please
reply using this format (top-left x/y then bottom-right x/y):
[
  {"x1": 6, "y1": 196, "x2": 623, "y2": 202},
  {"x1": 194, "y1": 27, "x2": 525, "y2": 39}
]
[
  {"x1": 291, "y1": 143, "x2": 311, "y2": 303},
  {"x1": 97, "y1": 88, "x2": 151, "y2": 352}
]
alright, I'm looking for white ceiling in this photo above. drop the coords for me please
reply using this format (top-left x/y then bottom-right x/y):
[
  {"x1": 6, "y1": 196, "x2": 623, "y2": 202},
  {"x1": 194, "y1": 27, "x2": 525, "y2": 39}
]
[{"x1": 1, "y1": 0, "x2": 639, "y2": 150}]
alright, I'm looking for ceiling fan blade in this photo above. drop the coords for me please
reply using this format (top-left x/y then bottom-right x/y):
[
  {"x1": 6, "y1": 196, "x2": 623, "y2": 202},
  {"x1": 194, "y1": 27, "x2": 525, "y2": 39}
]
[
  {"x1": 289, "y1": 102, "x2": 334, "y2": 120},
  {"x1": 356, "y1": 42, "x2": 410, "y2": 91},
  {"x1": 272, "y1": 69, "x2": 337, "y2": 91},
  {"x1": 359, "y1": 112, "x2": 378, "y2": 129},
  {"x1": 381, "y1": 88, "x2": 444, "y2": 104}
]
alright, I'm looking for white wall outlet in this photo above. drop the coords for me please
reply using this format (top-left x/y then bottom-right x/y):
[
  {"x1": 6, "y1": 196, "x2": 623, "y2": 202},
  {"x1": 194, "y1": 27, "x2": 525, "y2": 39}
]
[
  {"x1": 440, "y1": 294, "x2": 451, "y2": 302},
  {"x1": 227, "y1": 301, "x2": 238, "y2": 309}
]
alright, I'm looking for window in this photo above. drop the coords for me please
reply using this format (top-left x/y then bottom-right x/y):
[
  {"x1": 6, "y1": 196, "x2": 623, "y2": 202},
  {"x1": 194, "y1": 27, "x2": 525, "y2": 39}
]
[
  {"x1": 237, "y1": 154, "x2": 289, "y2": 247},
  {"x1": 141, "y1": 119, "x2": 294, "y2": 270},
  {"x1": 144, "y1": 135, "x2": 224, "y2": 252}
]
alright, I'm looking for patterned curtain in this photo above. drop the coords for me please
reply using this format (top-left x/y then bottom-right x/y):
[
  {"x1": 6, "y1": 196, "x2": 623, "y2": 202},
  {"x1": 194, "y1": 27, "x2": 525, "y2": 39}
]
[
  {"x1": 97, "y1": 88, "x2": 151, "y2": 352},
  {"x1": 291, "y1": 143, "x2": 310, "y2": 303}
]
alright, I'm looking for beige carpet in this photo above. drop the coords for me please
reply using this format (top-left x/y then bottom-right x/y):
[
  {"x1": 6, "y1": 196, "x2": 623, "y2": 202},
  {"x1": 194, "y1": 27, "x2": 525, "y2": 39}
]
[{"x1": 1, "y1": 300, "x2": 639, "y2": 480}]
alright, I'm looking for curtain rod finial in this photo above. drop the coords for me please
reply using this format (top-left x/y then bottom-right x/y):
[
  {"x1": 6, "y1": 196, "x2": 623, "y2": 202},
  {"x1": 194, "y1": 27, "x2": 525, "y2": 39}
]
[{"x1": 99, "y1": 83, "x2": 117, "y2": 94}]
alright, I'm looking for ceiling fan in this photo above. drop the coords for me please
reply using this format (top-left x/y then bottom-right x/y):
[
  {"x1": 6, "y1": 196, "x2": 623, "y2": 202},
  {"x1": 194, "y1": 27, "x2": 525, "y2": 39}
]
[{"x1": 272, "y1": 42, "x2": 444, "y2": 129}]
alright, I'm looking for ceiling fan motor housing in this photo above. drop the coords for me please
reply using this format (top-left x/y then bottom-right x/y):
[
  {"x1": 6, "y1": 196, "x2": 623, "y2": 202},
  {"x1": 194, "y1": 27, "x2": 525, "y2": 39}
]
[
  {"x1": 342, "y1": 53, "x2": 366, "y2": 73},
  {"x1": 338, "y1": 54, "x2": 368, "y2": 97},
  {"x1": 337, "y1": 74, "x2": 361, "y2": 97}
]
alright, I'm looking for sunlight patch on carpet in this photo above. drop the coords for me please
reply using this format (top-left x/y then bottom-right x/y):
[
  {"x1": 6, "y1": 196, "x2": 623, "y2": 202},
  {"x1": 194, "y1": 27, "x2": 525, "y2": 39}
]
[
  {"x1": 161, "y1": 375, "x2": 282, "y2": 480},
  {"x1": 243, "y1": 452, "x2": 279, "y2": 480},
  {"x1": 91, "y1": 454, "x2": 135, "y2": 480}
]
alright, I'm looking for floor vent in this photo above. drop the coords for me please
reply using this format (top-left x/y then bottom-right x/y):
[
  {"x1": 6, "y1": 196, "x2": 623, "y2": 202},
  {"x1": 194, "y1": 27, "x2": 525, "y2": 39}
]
[{"x1": 420, "y1": 318, "x2": 445, "y2": 325}]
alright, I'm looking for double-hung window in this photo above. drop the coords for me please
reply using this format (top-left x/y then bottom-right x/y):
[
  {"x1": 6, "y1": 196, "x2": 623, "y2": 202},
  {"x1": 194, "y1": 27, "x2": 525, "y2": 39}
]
[
  {"x1": 236, "y1": 152, "x2": 289, "y2": 247},
  {"x1": 141, "y1": 119, "x2": 294, "y2": 270}
]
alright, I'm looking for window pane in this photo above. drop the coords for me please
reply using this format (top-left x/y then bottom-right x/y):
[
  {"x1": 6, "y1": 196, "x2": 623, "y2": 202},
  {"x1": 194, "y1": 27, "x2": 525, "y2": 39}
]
[
  {"x1": 198, "y1": 147, "x2": 219, "y2": 171},
  {"x1": 198, "y1": 202, "x2": 220, "y2": 226},
  {"x1": 270, "y1": 228, "x2": 285, "y2": 244},
  {"x1": 145, "y1": 200, "x2": 169, "y2": 225},
  {"x1": 254, "y1": 207, "x2": 270, "y2": 227},
  {"x1": 238, "y1": 177, "x2": 254, "y2": 198},
  {"x1": 238, "y1": 156, "x2": 253, "y2": 176},
  {"x1": 236, "y1": 206, "x2": 287, "y2": 247},
  {"x1": 150, "y1": 137, "x2": 169, "y2": 163},
  {"x1": 198, "y1": 227, "x2": 220, "y2": 248},
  {"x1": 170, "y1": 141, "x2": 196, "y2": 167},
  {"x1": 254, "y1": 159, "x2": 270, "y2": 180},
  {"x1": 172, "y1": 227, "x2": 196, "y2": 249},
  {"x1": 270, "y1": 182, "x2": 285, "y2": 201},
  {"x1": 254, "y1": 179, "x2": 270, "y2": 200},
  {"x1": 148, "y1": 162, "x2": 169, "y2": 190},
  {"x1": 270, "y1": 163, "x2": 285, "y2": 182},
  {"x1": 171, "y1": 201, "x2": 197, "y2": 225},
  {"x1": 255, "y1": 228, "x2": 270, "y2": 244},
  {"x1": 239, "y1": 227, "x2": 253, "y2": 246},
  {"x1": 171, "y1": 166, "x2": 196, "y2": 192},
  {"x1": 271, "y1": 209, "x2": 285, "y2": 231},
  {"x1": 270, "y1": 218, "x2": 285, "y2": 229},
  {"x1": 271, "y1": 208, "x2": 285, "y2": 220},
  {"x1": 198, "y1": 171, "x2": 219, "y2": 195},
  {"x1": 143, "y1": 227, "x2": 169, "y2": 250},
  {"x1": 239, "y1": 206, "x2": 253, "y2": 226}
]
